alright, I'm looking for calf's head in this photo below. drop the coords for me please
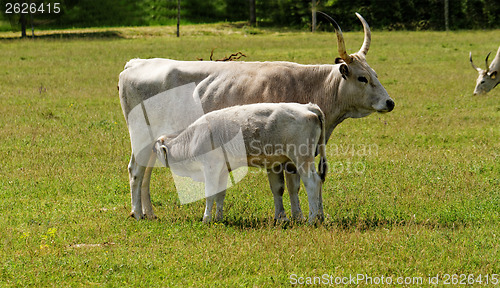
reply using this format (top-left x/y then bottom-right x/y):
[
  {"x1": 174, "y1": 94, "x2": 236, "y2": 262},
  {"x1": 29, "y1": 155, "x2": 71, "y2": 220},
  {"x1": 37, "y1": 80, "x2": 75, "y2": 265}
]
[
  {"x1": 321, "y1": 12, "x2": 395, "y2": 118},
  {"x1": 470, "y1": 51, "x2": 498, "y2": 95}
]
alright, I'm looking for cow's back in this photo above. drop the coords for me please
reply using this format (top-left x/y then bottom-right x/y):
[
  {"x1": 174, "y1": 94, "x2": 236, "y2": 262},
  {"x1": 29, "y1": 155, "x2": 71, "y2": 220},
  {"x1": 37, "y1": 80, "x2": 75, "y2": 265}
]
[{"x1": 119, "y1": 59, "x2": 333, "y2": 118}]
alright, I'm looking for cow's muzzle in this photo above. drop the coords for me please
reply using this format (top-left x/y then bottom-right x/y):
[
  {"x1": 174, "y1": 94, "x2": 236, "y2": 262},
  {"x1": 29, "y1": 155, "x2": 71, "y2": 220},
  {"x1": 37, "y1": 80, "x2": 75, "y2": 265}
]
[
  {"x1": 386, "y1": 99, "x2": 395, "y2": 112},
  {"x1": 473, "y1": 89, "x2": 485, "y2": 96},
  {"x1": 377, "y1": 99, "x2": 395, "y2": 113}
]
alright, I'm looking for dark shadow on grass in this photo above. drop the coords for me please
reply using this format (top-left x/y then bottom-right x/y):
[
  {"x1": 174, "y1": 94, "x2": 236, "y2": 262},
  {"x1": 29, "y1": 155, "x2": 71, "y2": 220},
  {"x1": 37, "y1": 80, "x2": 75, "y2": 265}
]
[
  {"x1": 211, "y1": 216, "x2": 466, "y2": 231},
  {"x1": 145, "y1": 214, "x2": 468, "y2": 231},
  {"x1": 0, "y1": 30, "x2": 124, "y2": 40},
  {"x1": 223, "y1": 217, "x2": 289, "y2": 229}
]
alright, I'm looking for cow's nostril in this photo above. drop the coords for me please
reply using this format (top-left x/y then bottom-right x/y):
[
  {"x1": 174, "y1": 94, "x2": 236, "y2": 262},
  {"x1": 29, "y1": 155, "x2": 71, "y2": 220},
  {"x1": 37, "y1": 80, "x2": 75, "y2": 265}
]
[{"x1": 386, "y1": 99, "x2": 395, "y2": 112}]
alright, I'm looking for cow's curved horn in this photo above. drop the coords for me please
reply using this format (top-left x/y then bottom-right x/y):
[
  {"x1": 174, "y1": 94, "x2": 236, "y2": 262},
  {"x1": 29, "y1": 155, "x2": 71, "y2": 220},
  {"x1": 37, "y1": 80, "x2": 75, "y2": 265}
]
[
  {"x1": 317, "y1": 11, "x2": 352, "y2": 64},
  {"x1": 469, "y1": 52, "x2": 481, "y2": 72},
  {"x1": 485, "y1": 51, "x2": 491, "y2": 73},
  {"x1": 355, "y1": 13, "x2": 371, "y2": 56}
]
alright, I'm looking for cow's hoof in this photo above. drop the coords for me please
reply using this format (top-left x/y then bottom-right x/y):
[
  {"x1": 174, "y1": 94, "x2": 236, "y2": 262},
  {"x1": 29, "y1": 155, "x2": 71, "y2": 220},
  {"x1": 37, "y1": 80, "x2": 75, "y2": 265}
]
[
  {"x1": 129, "y1": 211, "x2": 145, "y2": 220},
  {"x1": 274, "y1": 216, "x2": 290, "y2": 226}
]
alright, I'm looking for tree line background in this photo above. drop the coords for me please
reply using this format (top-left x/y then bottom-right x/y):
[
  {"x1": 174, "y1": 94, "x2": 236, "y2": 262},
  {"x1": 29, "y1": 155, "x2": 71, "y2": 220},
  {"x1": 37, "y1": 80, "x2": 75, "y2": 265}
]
[{"x1": 1, "y1": 0, "x2": 499, "y2": 33}]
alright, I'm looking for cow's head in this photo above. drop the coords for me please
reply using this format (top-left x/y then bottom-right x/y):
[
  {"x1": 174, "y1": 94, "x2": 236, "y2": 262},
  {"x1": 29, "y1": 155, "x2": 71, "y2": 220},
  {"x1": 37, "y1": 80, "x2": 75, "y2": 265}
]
[
  {"x1": 470, "y1": 51, "x2": 498, "y2": 95},
  {"x1": 321, "y1": 12, "x2": 394, "y2": 118}
]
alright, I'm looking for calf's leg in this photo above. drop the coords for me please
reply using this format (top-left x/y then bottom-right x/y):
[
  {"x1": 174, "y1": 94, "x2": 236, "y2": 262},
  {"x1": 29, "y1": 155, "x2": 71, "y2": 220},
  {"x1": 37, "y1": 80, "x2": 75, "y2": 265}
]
[
  {"x1": 202, "y1": 160, "x2": 225, "y2": 223},
  {"x1": 203, "y1": 196, "x2": 215, "y2": 223},
  {"x1": 267, "y1": 169, "x2": 288, "y2": 221},
  {"x1": 213, "y1": 171, "x2": 228, "y2": 222},
  {"x1": 285, "y1": 172, "x2": 304, "y2": 221},
  {"x1": 295, "y1": 158, "x2": 324, "y2": 224}
]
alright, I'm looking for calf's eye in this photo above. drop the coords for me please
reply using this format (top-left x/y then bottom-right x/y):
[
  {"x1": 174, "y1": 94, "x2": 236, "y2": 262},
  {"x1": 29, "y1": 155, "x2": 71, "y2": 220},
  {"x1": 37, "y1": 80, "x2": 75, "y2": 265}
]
[{"x1": 358, "y1": 76, "x2": 368, "y2": 83}]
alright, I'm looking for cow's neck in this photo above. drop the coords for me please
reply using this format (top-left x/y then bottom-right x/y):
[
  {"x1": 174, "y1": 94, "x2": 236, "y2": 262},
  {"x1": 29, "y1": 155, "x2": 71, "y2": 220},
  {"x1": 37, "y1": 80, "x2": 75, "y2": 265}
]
[{"x1": 320, "y1": 68, "x2": 369, "y2": 142}]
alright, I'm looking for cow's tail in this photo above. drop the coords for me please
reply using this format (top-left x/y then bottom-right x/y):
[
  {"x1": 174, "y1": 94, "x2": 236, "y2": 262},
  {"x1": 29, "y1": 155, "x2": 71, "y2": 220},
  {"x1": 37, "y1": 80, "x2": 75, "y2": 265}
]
[{"x1": 309, "y1": 103, "x2": 328, "y2": 182}]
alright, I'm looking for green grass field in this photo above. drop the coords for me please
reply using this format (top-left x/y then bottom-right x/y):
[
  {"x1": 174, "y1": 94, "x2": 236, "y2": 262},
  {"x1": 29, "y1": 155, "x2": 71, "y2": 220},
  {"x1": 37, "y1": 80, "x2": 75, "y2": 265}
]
[{"x1": 0, "y1": 24, "x2": 499, "y2": 286}]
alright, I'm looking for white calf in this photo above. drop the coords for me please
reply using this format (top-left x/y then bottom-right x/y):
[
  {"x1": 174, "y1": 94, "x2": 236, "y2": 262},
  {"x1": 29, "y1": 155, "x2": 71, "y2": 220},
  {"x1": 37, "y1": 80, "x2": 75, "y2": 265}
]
[{"x1": 152, "y1": 103, "x2": 328, "y2": 224}]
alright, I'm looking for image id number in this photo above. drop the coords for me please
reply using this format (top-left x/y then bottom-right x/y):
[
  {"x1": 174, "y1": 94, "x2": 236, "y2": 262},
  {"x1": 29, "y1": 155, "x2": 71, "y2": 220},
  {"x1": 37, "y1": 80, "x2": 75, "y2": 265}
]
[{"x1": 5, "y1": 2, "x2": 61, "y2": 14}]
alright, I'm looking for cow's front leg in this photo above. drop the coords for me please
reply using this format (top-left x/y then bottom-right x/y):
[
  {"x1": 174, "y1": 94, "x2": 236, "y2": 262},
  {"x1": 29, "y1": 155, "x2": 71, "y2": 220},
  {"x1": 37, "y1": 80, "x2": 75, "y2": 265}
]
[
  {"x1": 128, "y1": 153, "x2": 145, "y2": 220},
  {"x1": 267, "y1": 169, "x2": 288, "y2": 222},
  {"x1": 285, "y1": 172, "x2": 305, "y2": 222}
]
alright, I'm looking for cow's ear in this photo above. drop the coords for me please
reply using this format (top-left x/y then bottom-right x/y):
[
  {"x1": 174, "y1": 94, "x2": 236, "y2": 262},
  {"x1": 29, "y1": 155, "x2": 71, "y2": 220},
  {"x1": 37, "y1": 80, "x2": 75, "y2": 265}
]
[
  {"x1": 490, "y1": 71, "x2": 497, "y2": 80},
  {"x1": 339, "y1": 64, "x2": 349, "y2": 79},
  {"x1": 335, "y1": 57, "x2": 344, "y2": 64}
]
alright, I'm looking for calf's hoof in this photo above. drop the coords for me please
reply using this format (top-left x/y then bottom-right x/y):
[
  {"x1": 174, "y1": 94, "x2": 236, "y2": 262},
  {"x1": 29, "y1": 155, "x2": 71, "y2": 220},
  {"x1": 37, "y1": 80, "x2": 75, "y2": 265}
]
[
  {"x1": 202, "y1": 216, "x2": 211, "y2": 224},
  {"x1": 144, "y1": 213, "x2": 158, "y2": 220},
  {"x1": 290, "y1": 214, "x2": 306, "y2": 223},
  {"x1": 274, "y1": 216, "x2": 290, "y2": 225}
]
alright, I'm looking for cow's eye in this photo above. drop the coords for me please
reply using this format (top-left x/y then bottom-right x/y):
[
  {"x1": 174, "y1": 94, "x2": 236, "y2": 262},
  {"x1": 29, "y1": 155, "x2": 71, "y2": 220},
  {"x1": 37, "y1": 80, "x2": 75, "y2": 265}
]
[{"x1": 358, "y1": 76, "x2": 368, "y2": 83}]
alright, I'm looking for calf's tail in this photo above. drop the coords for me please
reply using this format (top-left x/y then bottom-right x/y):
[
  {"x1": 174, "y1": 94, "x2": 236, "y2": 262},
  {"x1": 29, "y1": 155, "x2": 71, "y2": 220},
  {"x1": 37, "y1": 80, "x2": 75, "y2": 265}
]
[
  {"x1": 308, "y1": 104, "x2": 328, "y2": 182},
  {"x1": 317, "y1": 116, "x2": 328, "y2": 183}
]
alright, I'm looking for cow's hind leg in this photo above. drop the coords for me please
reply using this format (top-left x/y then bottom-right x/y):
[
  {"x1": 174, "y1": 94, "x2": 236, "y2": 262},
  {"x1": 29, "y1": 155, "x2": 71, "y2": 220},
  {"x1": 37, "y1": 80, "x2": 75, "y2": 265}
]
[
  {"x1": 267, "y1": 169, "x2": 288, "y2": 222},
  {"x1": 128, "y1": 153, "x2": 145, "y2": 220}
]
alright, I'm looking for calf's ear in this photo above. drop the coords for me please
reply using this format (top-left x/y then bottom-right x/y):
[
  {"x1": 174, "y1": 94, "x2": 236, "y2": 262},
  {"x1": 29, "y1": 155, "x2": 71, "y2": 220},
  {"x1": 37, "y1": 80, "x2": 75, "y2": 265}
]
[
  {"x1": 154, "y1": 142, "x2": 169, "y2": 167},
  {"x1": 339, "y1": 64, "x2": 349, "y2": 80},
  {"x1": 160, "y1": 145, "x2": 168, "y2": 157}
]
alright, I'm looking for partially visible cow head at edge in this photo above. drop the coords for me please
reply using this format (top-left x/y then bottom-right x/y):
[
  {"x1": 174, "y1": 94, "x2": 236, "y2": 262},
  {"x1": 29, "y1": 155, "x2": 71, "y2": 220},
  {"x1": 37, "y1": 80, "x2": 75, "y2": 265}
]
[
  {"x1": 320, "y1": 11, "x2": 395, "y2": 118},
  {"x1": 469, "y1": 46, "x2": 500, "y2": 95}
]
